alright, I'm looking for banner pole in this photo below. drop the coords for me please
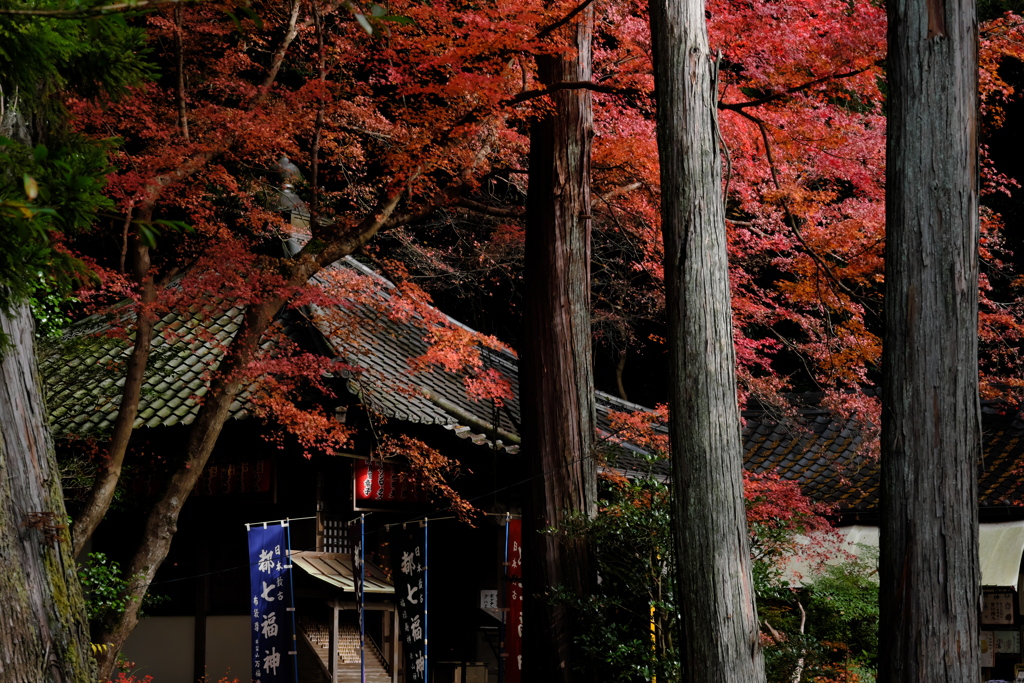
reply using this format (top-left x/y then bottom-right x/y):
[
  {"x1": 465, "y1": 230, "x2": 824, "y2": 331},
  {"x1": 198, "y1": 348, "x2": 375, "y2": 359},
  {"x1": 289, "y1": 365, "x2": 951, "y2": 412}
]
[
  {"x1": 286, "y1": 519, "x2": 299, "y2": 683},
  {"x1": 424, "y1": 517, "x2": 429, "y2": 683},
  {"x1": 500, "y1": 513, "x2": 510, "y2": 683},
  {"x1": 361, "y1": 513, "x2": 366, "y2": 683}
]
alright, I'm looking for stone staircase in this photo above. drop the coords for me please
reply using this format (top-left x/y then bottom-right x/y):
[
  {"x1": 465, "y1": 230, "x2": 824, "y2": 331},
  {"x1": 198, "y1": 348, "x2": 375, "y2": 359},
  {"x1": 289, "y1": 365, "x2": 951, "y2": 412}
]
[{"x1": 299, "y1": 617, "x2": 391, "y2": 683}]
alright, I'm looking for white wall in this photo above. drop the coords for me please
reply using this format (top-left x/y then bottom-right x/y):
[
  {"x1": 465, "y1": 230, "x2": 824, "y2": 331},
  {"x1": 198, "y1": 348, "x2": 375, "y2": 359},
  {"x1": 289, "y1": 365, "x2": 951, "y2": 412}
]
[
  {"x1": 122, "y1": 616, "x2": 195, "y2": 683},
  {"x1": 121, "y1": 615, "x2": 252, "y2": 683},
  {"x1": 206, "y1": 616, "x2": 251, "y2": 682}
]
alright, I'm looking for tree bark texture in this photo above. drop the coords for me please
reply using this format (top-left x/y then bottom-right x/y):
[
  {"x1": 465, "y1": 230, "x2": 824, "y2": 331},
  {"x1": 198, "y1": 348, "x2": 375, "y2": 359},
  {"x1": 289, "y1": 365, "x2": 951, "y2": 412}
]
[
  {"x1": 879, "y1": 0, "x2": 980, "y2": 678},
  {"x1": 521, "y1": 8, "x2": 597, "y2": 683},
  {"x1": 648, "y1": 0, "x2": 765, "y2": 679},
  {"x1": 0, "y1": 303, "x2": 93, "y2": 683}
]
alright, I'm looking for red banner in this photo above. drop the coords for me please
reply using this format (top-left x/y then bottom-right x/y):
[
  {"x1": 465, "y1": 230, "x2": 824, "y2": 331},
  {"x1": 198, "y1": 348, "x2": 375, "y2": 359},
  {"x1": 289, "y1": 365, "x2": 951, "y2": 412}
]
[
  {"x1": 505, "y1": 519, "x2": 523, "y2": 683},
  {"x1": 353, "y1": 460, "x2": 429, "y2": 509}
]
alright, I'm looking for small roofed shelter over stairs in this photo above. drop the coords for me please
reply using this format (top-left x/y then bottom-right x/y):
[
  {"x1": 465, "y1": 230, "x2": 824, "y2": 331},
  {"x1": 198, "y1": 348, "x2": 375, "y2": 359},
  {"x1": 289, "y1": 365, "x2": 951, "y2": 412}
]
[{"x1": 290, "y1": 551, "x2": 396, "y2": 683}]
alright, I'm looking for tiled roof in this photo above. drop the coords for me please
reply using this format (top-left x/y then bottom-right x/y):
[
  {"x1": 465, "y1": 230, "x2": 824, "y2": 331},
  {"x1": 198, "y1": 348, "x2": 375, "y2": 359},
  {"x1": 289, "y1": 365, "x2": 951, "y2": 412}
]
[
  {"x1": 304, "y1": 256, "x2": 523, "y2": 451},
  {"x1": 739, "y1": 405, "x2": 1024, "y2": 514},
  {"x1": 743, "y1": 411, "x2": 873, "y2": 510},
  {"x1": 39, "y1": 255, "x2": 1024, "y2": 515},
  {"x1": 306, "y1": 255, "x2": 649, "y2": 457},
  {"x1": 39, "y1": 300, "x2": 259, "y2": 434}
]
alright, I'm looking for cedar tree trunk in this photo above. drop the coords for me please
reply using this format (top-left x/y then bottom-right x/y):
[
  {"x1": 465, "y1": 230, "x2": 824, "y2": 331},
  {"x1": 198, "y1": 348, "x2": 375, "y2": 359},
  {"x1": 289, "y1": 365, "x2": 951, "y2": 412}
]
[
  {"x1": 647, "y1": 0, "x2": 766, "y2": 679},
  {"x1": 0, "y1": 302, "x2": 93, "y2": 683},
  {"x1": 520, "y1": 7, "x2": 597, "y2": 682},
  {"x1": 879, "y1": 0, "x2": 980, "y2": 677}
]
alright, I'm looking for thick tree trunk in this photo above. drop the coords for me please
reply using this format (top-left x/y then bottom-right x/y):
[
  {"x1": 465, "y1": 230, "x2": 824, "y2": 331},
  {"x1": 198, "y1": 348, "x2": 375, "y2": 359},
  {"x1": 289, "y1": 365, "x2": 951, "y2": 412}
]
[
  {"x1": 0, "y1": 302, "x2": 93, "y2": 683},
  {"x1": 647, "y1": 0, "x2": 765, "y2": 680},
  {"x1": 879, "y1": 0, "x2": 980, "y2": 678},
  {"x1": 521, "y1": 8, "x2": 597, "y2": 682}
]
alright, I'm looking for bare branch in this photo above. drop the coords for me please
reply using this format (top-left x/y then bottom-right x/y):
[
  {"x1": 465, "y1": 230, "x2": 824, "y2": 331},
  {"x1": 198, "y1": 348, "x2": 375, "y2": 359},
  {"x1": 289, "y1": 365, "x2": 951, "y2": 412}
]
[
  {"x1": 509, "y1": 80, "x2": 643, "y2": 105},
  {"x1": 174, "y1": 3, "x2": 190, "y2": 143},
  {"x1": 537, "y1": 0, "x2": 596, "y2": 38},
  {"x1": 0, "y1": 0, "x2": 206, "y2": 17},
  {"x1": 598, "y1": 181, "x2": 642, "y2": 202},
  {"x1": 719, "y1": 67, "x2": 872, "y2": 111},
  {"x1": 456, "y1": 198, "x2": 526, "y2": 217},
  {"x1": 736, "y1": 109, "x2": 861, "y2": 303}
]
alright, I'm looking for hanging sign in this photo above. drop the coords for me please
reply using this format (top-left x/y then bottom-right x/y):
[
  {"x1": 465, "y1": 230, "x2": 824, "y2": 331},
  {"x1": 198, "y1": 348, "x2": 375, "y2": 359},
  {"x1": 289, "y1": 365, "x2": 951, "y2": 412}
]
[
  {"x1": 247, "y1": 523, "x2": 297, "y2": 683},
  {"x1": 505, "y1": 519, "x2": 523, "y2": 683},
  {"x1": 390, "y1": 522, "x2": 428, "y2": 683},
  {"x1": 982, "y1": 630, "x2": 995, "y2": 668},
  {"x1": 983, "y1": 590, "x2": 1016, "y2": 625},
  {"x1": 353, "y1": 460, "x2": 429, "y2": 510},
  {"x1": 997, "y1": 630, "x2": 1021, "y2": 654}
]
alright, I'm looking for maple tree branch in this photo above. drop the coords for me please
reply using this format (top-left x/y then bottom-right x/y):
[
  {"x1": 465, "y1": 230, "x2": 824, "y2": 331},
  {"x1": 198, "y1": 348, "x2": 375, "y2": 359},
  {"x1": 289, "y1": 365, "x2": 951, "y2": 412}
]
[
  {"x1": 255, "y1": 0, "x2": 302, "y2": 105},
  {"x1": 0, "y1": 0, "x2": 207, "y2": 16},
  {"x1": 599, "y1": 181, "x2": 642, "y2": 202},
  {"x1": 537, "y1": 0, "x2": 596, "y2": 38},
  {"x1": 118, "y1": 205, "x2": 134, "y2": 274},
  {"x1": 718, "y1": 67, "x2": 872, "y2": 111},
  {"x1": 174, "y1": 3, "x2": 190, "y2": 143},
  {"x1": 310, "y1": 1, "x2": 326, "y2": 231},
  {"x1": 313, "y1": 178, "x2": 414, "y2": 264},
  {"x1": 134, "y1": 0, "x2": 302, "y2": 210},
  {"x1": 509, "y1": 80, "x2": 643, "y2": 104},
  {"x1": 738, "y1": 109, "x2": 860, "y2": 305},
  {"x1": 455, "y1": 198, "x2": 525, "y2": 217},
  {"x1": 381, "y1": 126, "x2": 498, "y2": 228},
  {"x1": 72, "y1": 208, "x2": 157, "y2": 556}
]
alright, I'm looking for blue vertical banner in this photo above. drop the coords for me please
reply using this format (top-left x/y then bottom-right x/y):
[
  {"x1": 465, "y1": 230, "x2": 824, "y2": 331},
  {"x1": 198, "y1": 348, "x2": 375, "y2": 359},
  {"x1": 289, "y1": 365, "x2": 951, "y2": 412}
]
[
  {"x1": 389, "y1": 521, "x2": 428, "y2": 683},
  {"x1": 248, "y1": 522, "x2": 297, "y2": 683}
]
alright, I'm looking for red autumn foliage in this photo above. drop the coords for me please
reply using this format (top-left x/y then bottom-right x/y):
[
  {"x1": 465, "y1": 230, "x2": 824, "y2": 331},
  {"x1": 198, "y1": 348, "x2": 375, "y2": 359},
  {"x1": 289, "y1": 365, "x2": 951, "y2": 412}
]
[{"x1": 53, "y1": 0, "x2": 1024, "y2": 616}]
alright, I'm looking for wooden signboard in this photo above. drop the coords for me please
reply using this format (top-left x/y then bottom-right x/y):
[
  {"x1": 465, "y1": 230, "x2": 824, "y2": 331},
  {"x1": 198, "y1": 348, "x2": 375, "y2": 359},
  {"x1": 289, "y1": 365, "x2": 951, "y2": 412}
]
[{"x1": 982, "y1": 591, "x2": 1016, "y2": 625}]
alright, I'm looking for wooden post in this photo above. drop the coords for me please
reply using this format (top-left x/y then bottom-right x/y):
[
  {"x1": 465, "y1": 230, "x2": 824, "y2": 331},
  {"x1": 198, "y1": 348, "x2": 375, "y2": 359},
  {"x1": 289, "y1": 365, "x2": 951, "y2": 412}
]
[
  {"x1": 330, "y1": 605, "x2": 339, "y2": 683},
  {"x1": 392, "y1": 606, "x2": 399, "y2": 683},
  {"x1": 193, "y1": 537, "x2": 209, "y2": 683}
]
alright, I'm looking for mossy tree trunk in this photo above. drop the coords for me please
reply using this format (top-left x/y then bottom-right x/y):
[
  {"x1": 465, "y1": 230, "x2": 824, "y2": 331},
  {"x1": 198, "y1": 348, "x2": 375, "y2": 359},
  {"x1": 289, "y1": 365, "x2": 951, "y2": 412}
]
[{"x1": 0, "y1": 302, "x2": 93, "y2": 683}]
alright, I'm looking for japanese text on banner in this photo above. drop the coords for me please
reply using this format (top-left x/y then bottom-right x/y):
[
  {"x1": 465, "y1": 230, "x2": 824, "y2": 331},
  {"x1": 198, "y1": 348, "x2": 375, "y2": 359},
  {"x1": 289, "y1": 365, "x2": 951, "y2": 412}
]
[
  {"x1": 248, "y1": 524, "x2": 296, "y2": 683},
  {"x1": 505, "y1": 519, "x2": 523, "y2": 683},
  {"x1": 390, "y1": 524, "x2": 428, "y2": 683}
]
